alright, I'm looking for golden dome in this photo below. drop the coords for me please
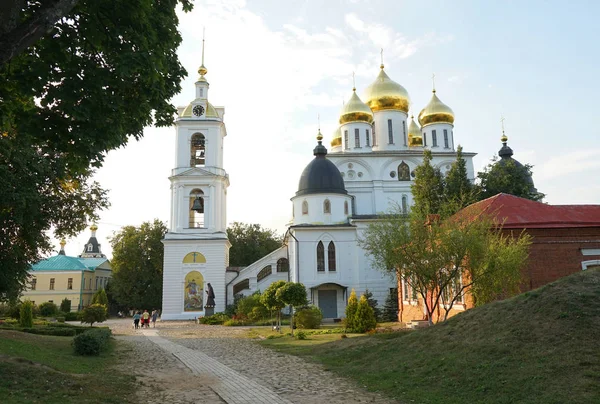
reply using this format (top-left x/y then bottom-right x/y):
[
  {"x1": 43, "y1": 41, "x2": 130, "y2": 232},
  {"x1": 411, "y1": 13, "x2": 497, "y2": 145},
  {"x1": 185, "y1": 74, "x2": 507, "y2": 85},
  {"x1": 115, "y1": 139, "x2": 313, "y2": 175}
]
[
  {"x1": 418, "y1": 90, "x2": 455, "y2": 126},
  {"x1": 363, "y1": 67, "x2": 410, "y2": 113},
  {"x1": 59, "y1": 239, "x2": 66, "y2": 247},
  {"x1": 90, "y1": 224, "x2": 98, "y2": 231},
  {"x1": 198, "y1": 64, "x2": 208, "y2": 77},
  {"x1": 330, "y1": 127, "x2": 342, "y2": 148},
  {"x1": 180, "y1": 101, "x2": 219, "y2": 118},
  {"x1": 407, "y1": 116, "x2": 423, "y2": 147},
  {"x1": 339, "y1": 90, "x2": 373, "y2": 124}
]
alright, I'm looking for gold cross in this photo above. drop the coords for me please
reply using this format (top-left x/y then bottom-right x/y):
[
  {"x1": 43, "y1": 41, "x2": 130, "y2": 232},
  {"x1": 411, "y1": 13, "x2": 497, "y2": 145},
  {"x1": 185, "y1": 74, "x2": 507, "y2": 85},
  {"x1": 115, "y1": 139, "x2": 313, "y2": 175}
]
[
  {"x1": 500, "y1": 115, "x2": 506, "y2": 133},
  {"x1": 380, "y1": 48, "x2": 384, "y2": 68},
  {"x1": 352, "y1": 71, "x2": 356, "y2": 91},
  {"x1": 432, "y1": 73, "x2": 436, "y2": 92}
]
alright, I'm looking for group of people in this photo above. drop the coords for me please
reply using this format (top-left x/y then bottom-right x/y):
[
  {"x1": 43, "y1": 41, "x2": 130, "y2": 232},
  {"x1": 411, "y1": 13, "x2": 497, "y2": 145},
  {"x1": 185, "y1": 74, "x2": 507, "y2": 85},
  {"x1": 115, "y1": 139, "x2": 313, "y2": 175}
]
[{"x1": 132, "y1": 309, "x2": 159, "y2": 329}]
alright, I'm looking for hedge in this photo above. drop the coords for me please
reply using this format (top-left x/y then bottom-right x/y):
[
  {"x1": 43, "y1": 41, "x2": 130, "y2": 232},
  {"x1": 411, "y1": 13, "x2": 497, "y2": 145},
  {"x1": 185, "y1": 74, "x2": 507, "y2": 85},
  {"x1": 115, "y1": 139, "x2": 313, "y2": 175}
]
[{"x1": 73, "y1": 328, "x2": 112, "y2": 356}]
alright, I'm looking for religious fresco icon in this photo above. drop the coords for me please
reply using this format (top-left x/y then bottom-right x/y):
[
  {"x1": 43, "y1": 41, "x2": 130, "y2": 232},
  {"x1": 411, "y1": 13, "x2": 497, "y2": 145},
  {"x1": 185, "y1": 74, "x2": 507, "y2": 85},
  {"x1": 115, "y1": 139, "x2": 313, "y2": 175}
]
[
  {"x1": 184, "y1": 271, "x2": 204, "y2": 311},
  {"x1": 183, "y1": 252, "x2": 206, "y2": 264}
]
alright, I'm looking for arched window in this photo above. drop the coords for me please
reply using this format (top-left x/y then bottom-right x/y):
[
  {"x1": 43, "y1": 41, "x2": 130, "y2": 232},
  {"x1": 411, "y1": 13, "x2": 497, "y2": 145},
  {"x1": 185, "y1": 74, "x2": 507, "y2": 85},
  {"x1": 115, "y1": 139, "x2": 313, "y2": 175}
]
[
  {"x1": 277, "y1": 258, "x2": 289, "y2": 272},
  {"x1": 344, "y1": 200, "x2": 349, "y2": 215},
  {"x1": 324, "y1": 199, "x2": 331, "y2": 214},
  {"x1": 233, "y1": 279, "x2": 250, "y2": 295},
  {"x1": 398, "y1": 161, "x2": 410, "y2": 181},
  {"x1": 402, "y1": 195, "x2": 408, "y2": 214},
  {"x1": 190, "y1": 133, "x2": 206, "y2": 167},
  {"x1": 257, "y1": 265, "x2": 272, "y2": 282},
  {"x1": 328, "y1": 242, "x2": 336, "y2": 271},
  {"x1": 302, "y1": 200, "x2": 309, "y2": 215},
  {"x1": 189, "y1": 189, "x2": 205, "y2": 228},
  {"x1": 317, "y1": 241, "x2": 325, "y2": 271}
]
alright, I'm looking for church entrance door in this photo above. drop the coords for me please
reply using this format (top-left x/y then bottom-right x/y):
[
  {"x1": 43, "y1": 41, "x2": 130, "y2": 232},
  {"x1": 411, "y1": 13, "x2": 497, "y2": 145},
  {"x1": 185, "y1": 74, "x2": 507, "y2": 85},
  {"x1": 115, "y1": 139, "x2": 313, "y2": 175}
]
[{"x1": 318, "y1": 290, "x2": 337, "y2": 318}]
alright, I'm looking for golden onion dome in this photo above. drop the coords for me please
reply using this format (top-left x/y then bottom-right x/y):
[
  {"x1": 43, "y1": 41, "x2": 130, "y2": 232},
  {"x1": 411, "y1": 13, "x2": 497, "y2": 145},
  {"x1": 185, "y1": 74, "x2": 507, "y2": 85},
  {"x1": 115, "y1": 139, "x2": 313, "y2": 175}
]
[
  {"x1": 90, "y1": 224, "x2": 98, "y2": 231},
  {"x1": 180, "y1": 101, "x2": 219, "y2": 118},
  {"x1": 330, "y1": 127, "x2": 342, "y2": 148},
  {"x1": 418, "y1": 90, "x2": 455, "y2": 126},
  {"x1": 363, "y1": 66, "x2": 410, "y2": 113},
  {"x1": 407, "y1": 115, "x2": 423, "y2": 147},
  {"x1": 339, "y1": 90, "x2": 374, "y2": 125}
]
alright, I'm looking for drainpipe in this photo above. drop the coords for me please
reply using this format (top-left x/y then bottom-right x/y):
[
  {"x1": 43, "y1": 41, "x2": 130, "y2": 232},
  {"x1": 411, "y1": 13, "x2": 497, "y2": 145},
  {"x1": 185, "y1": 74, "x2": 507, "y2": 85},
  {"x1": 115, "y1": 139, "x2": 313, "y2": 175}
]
[{"x1": 225, "y1": 271, "x2": 240, "y2": 307}]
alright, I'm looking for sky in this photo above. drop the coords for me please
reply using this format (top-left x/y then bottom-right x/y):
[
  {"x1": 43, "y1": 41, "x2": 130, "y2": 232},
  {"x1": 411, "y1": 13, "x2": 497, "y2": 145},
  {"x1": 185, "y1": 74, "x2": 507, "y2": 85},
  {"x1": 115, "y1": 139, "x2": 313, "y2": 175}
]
[{"x1": 58, "y1": 0, "x2": 600, "y2": 259}]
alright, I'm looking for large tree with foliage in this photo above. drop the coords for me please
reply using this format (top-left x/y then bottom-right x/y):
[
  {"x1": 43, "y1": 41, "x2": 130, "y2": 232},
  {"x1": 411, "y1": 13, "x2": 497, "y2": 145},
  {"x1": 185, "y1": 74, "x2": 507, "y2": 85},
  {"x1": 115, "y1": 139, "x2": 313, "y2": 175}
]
[
  {"x1": 0, "y1": 0, "x2": 193, "y2": 302},
  {"x1": 359, "y1": 208, "x2": 531, "y2": 325},
  {"x1": 227, "y1": 222, "x2": 282, "y2": 267},
  {"x1": 477, "y1": 158, "x2": 544, "y2": 202},
  {"x1": 411, "y1": 150, "x2": 446, "y2": 218},
  {"x1": 444, "y1": 145, "x2": 479, "y2": 211},
  {"x1": 109, "y1": 220, "x2": 167, "y2": 310}
]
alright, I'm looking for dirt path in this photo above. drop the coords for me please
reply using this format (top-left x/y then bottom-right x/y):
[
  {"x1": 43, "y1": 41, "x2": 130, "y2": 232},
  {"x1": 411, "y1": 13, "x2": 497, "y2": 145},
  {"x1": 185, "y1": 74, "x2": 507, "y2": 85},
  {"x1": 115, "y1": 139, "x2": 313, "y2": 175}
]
[{"x1": 109, "y1": 319, "x2": 397, "y2": 404}]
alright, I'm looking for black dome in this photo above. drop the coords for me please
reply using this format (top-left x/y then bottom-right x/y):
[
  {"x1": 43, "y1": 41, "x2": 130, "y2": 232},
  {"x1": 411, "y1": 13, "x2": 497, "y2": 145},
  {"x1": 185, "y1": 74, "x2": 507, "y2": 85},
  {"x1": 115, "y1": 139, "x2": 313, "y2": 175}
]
[
  {"x1": 497, "y1": 138, "x2": 536, "y2": 190},
  {"x1": 296, "y1": 140, "x2": 347, "y2": 197}
]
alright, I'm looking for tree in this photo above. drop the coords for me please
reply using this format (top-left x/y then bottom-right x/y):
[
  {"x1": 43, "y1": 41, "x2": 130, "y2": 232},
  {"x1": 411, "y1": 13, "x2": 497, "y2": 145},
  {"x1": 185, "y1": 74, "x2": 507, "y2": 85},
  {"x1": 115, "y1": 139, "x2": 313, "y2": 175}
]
[
  {"x1": 344, "y1": 289, "x2": 358, "y2": 332},
  {"x1": 80, "y1": 303, "x2": 107, "y2": 327},
  {"x1": 363, "y1": 289, "x2": 382, "y2": 321},
  {"x1": 411, "y1": 150, "x2": 446, "y2": 218},
  {"x1": 109, "y1": 220, "x2": 167, "y2": 310},
  {"x1": 227, "y1": 223, "x2": 282, "y2": 266},
  {"x1": 382, "y1": 288, "x2": 399, "y2": 322},
  {"x1": 260, "y1": 280, "x2": 287, "y2": 332},
  {"x1": 19, "y1": 300, "x2": 33, "y2": 328},
  {"x1": 359, "y1": 208, "x2": 531, "y2": 325},
  {"x1": 0, "y1": 0, "x2": 193, "y2": 302},
  {"x1": 39, "y1": 301, "x2": 58, "y2": 316},
  {"x1": 477, "y1": 158, "x2": 545, "y2": 202},
  {"x1": 276, "y1": 282, "x2": 308, "y2": 335},
  {"x1": 91, "y1": 288, "x2": 108, "y2": 307},
  {"x1": 444, "y1": 145, "x2": 479, "y2": 212},
  {"x1": 60, "y1": 298, "x2": 71, "y2": 313},
  {"x1": 354, "y1": 294, "x2": 377, "y2": 333}
]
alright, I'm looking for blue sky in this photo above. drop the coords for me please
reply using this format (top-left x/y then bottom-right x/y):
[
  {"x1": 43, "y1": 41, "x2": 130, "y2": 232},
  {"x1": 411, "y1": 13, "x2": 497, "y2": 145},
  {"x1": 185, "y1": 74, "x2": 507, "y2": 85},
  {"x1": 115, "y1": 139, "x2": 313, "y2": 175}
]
[{"x1": 58, "y1": 0, "x2": 600, "y2": 258}]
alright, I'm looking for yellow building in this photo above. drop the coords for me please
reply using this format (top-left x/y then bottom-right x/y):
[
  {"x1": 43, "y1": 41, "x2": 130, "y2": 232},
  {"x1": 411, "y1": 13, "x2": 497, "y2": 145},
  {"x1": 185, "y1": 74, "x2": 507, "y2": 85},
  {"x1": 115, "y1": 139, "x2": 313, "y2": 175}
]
[{"x1": 22, "y1": 225, "x2": 112, "y2": 311}]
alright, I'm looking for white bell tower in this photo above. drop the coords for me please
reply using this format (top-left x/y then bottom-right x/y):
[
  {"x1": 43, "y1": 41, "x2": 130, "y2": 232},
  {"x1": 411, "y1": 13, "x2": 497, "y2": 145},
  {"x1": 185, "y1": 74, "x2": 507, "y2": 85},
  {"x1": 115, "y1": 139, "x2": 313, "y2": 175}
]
[{"x1": 161, "y1": 36, "x2": 230, "y2": 320}]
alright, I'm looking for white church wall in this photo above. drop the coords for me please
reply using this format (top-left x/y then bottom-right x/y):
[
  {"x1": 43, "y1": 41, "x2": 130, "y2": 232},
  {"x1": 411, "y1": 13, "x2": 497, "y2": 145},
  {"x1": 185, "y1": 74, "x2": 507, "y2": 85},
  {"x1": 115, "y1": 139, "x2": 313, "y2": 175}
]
[
  {"x1": 371, "y1": 110, "x2": 409, "y2": 151},
  {"x1": 292, "y1": 194, "x2": 352, "y2": 225}
]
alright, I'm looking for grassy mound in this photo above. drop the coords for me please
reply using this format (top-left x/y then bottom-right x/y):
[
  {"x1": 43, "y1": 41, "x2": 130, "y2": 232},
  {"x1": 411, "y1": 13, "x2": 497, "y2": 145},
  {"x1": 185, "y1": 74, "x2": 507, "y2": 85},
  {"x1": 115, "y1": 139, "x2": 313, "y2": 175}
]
[{"x1": 263, "y1": 269, "x2": 600, "y2": 404}]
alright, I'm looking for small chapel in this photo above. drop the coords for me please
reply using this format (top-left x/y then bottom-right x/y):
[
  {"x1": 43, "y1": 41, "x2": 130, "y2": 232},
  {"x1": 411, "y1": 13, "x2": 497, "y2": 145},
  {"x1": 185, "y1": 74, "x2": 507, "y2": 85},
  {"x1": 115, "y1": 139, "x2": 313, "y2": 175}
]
[{"x1": 161, "y1": 49, "x2": 477, "y2": 320}]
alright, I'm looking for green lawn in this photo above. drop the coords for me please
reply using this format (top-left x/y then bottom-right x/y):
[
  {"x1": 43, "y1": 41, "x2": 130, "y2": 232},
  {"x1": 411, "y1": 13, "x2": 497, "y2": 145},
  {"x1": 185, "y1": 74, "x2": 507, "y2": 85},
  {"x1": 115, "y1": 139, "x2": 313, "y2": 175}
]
[
  {"x1": 0, "y1": 330, "x2": 135, "y2": 404},
  {"x1": 259, "y1": 269, "x2": 600, "y2": 404}
]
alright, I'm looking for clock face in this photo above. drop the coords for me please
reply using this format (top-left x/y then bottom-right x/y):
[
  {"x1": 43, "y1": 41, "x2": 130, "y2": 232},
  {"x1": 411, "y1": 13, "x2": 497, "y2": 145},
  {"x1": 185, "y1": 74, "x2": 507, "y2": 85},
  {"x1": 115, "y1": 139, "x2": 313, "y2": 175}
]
[{"x1": 192, "y1": 105, "x2": 205, "y2": 117}]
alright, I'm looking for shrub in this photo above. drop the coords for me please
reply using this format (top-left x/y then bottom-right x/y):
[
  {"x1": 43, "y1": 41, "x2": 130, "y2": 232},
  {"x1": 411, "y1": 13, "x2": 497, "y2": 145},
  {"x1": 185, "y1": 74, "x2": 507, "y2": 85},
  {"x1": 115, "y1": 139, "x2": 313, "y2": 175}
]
[
  {"x1": 80, "y1": 304, "x2": 107, "y2": 327},
  {"x1": 382, "y1": 288, "x2": 399, "y2": 322},
  {"x1": 295, "y1": 330, "x2": 307, "y2": 340},
  {"x1": 73, "y1": 328, "x2": 112, "y2": 356},
  {"x1": 64, "y1": 311, "x2": 80, "y2": 321},
  {"x1": 295, "y1": 306, "x2": 323, "y2": 329},
  {"x1": 354, "y1": 294, "x2": 377, "y2": 333},
  {"x1": 56, "y1": 316, "x2": 66, "y2": 323},
  {"x1": 223, "y1": 318, "x2": 248, "y2": 326},
  {"x1": 60, "y1": 298, "x2": 72, "y2": 313},
  {"x1": 236, "y1": 293, "x2": 269, "y2": 320},
  {"x1": 19, "y1": 301, "x2": 34, "y2": 328},
  {"x1": 340, "y1": 334, "x2": 348, "y2": 339},
  {"x1": 91, "y1": 288, "x2": 108, "y2": 306},
  {"x1": 363, "y1": 289, "x2": 382, "y2": 321},
  {"x1": 22, "y1": 327, "x2": 77, "y2": 336},
  {"x1": 39, "y1": 302, "x2": 58, "y2": 317},
  {"x1": 8, "y1": 303, "x2": 21, "y2": 320},
  {"x1": 344, "y1": 289, "x2": 358, "y2": 331},
  {"x1": 199, "y1": 313, "x2": 230, "y2": 325}
]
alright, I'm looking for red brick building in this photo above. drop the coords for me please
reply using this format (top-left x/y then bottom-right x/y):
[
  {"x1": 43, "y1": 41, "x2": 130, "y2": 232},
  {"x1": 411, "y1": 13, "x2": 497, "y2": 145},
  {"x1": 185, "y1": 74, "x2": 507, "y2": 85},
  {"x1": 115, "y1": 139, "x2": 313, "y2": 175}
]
[{"x1": 399, "y1": 193, "x2": 600, "y2": 323}]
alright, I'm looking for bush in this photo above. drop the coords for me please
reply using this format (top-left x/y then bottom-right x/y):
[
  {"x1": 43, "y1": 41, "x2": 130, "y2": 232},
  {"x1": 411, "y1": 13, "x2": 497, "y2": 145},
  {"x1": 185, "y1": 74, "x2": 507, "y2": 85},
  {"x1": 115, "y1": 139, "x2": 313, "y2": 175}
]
[
  {"x1": 295, "y1": 306, "x2": 323, "y2": 329},
  {"x1": 91, "y1": 288, "x2": 108, "y2": 306},
  {"x1": 236, "y1": 293, "x2": 269, "y2": 320},
  {"x1": 73, "y1": 328, "x2": 112, "y2": 356},
  {"x1": 39, "y1": 302, "x2": 58, "y2": 317},
  {"x1": 199, "y1": 313, "x2": 230, "y2": 325},
  {"x1": 22, "y1": 327, "x2": 77, "y2": 337},
  {"x1": 340, "y1": 334, "x2": 348, "y2": 339},
  {"x1": 363, "y1": 289, "x2": 382, "y2": 321},
  {"x1": 80, "y1": 304, "x2": 107, "y2": 327},
  {"x1": 19, "y1": 301, "x2": 34, "y2": 328},
  {"x1": 354, "y1": 294, "x2": 377, "y2": 333},
  {"x1": 64, "y1": 311, "x2": 80, "y2": 321},
  {"x1": 344, "y1": 289, "x2": 358, "y2": 331},
  {"x1": 223, "y1": 318, "x2": 248, "y2": 326},
  {"x1": 295, "y1": 330, "x2": 307, "y2": 340},
  {"x1": 60, "y1": 298, "x2": 72, "y2": 313},
  {"x1": 56, "y1": 316, "x2": 66, "y2": 323},
  {"x1": 8, "y1": 303, "x2": 21, "y2": 320},
  {"x1": 382, "y1": 288, "x2": 399, "y2": 322}
]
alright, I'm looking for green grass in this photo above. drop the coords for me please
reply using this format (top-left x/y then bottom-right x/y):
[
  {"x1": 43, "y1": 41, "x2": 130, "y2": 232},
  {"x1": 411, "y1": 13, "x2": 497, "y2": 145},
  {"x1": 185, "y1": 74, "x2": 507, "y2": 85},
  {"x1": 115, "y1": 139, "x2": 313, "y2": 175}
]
[
  {"x1": 259, "y1": 269, "x2": 600, "y2": 404},
  {"x1": 0, "y1": 330, "x2": 135, "y2": 403}
]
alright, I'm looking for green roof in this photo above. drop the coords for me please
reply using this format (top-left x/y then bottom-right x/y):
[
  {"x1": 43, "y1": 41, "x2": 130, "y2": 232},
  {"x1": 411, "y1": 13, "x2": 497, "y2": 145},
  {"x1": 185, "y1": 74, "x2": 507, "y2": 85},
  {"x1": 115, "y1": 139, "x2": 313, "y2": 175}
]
[{"x1": 31, "y1": 255, "x2": 108, "y2": 272}]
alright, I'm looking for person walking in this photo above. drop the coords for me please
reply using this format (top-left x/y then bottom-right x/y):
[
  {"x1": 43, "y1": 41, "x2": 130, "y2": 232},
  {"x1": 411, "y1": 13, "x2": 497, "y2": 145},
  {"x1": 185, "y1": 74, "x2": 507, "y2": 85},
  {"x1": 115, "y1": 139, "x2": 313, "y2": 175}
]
[
  {"x1": 141, "y1": 309, "x2": 150, "y2": 328},
  {"x1": 151, "y1": 309, "x2": 158, "y2": 328},
  {"x1": 133, "y1": 311, "x2": 141, "y2": 329}
]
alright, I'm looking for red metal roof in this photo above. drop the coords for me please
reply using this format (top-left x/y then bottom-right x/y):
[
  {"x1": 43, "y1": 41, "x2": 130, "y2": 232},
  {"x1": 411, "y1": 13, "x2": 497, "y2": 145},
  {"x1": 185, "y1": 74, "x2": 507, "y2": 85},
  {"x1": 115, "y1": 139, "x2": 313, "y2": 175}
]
[{"x1": 459, "y1": 193, "x2": 600, "y2": 229}]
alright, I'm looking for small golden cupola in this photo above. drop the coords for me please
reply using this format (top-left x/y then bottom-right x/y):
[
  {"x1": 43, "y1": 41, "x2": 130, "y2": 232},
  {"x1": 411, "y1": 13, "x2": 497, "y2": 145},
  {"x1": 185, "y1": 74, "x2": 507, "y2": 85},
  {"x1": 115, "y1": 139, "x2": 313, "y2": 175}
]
[
  {"x1": 418, "y1": 89, "x2": 455, "y2": 126},
  {"x1": 407, "y1": 115, "x2": 423, "y2": 147},
  {"x1": 339, "y1": 89, "x2": 374, "y2": 125},
  {"x1": 363, "y1": 64, "x2": 410, "y2": 113},
  {"x1": 330, "y1": 127, "x2": 342, "y2": 148}
]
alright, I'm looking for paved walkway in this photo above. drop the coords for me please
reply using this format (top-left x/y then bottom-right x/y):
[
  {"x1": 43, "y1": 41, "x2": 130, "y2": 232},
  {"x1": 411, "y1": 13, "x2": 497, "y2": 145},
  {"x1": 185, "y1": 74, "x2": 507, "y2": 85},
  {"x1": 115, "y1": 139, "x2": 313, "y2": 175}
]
[{"x1": 142, "y1": 329, "x2": 293, "y2": 404}]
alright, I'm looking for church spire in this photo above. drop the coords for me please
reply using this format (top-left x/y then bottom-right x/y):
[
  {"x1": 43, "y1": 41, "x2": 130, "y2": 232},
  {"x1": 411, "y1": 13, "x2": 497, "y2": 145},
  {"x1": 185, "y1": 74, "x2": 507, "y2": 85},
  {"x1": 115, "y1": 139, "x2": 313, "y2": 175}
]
[
  {"x1": 58, "y1": 239, "x2": 66, "y2": 255},
  {"x1": 198, "y1": 27, "x2": 208, "y2": 79}
]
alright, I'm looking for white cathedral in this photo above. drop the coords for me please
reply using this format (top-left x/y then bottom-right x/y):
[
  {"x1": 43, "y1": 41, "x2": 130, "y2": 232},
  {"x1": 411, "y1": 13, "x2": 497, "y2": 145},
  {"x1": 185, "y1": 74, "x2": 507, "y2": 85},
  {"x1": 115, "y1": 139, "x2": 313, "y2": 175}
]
[{"x1": 161, "y1": 55, "x2": 476, "y2": 320}]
